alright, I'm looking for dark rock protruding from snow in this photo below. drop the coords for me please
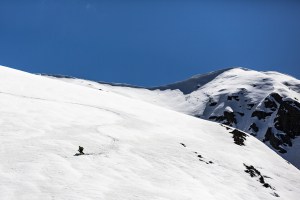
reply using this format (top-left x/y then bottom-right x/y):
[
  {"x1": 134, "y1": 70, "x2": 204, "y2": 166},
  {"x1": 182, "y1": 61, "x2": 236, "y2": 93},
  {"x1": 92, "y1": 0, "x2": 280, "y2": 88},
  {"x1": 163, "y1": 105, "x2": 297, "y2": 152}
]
[
  {"x1": 264, "y1": 98, "x2": 278, "y2": 111},
  {"x1": 260, "y1": 93, "x2": 300, "y2": 154},
  {"x1": 230, "y1": 129, "x2": 248, "y2": 146},
  {"x1": 274, "y1": 100, "x2": 300, "y2": 139},
  {"x1": 243, "y1": 164, "x2": 277, "y2": 195},
  {"x1": 180, "y1": 143, "x2": 186, "y2": 147},
  {"x1": 263, "y1": 128, "x2": 287, "y2": 154},
  {"x1": 249, "y1": 123, "x2": 259, "y2": 133},
  {"x1": 227, "y1": 95, "x2": 240, "y2": 101},
  {"x1": 251, "y1": 111, "x2": 272, "y2": 120},
  {"x1": 209, "y1": 111, "x2": 237, "y2": 127}
]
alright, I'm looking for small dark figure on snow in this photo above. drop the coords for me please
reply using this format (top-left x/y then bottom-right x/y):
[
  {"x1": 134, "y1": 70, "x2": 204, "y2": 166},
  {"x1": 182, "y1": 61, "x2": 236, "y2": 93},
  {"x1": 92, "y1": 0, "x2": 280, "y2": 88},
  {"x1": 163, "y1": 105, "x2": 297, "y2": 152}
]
[{"x1": 78, "y1": 146, "x2": 84, "y2": 154}]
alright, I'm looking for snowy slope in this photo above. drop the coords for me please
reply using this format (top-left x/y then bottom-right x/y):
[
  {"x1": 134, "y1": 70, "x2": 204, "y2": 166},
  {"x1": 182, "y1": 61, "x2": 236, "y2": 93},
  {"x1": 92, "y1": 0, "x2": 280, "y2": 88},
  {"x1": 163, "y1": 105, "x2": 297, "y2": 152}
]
[
  {"x1": 1, "y1": 66, "x2": 300, "y2": 199},
  {"x1": 48, "y1": 68, "x2": 300, "y2": 170}
]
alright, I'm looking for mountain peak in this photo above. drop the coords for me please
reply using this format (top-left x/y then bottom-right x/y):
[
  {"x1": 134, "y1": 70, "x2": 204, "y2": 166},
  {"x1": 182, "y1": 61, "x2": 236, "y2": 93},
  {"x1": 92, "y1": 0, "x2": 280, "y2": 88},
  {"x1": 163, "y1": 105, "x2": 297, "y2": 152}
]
[{"x1": 151, "y1": 68, "x2": 235, "y2": 94}]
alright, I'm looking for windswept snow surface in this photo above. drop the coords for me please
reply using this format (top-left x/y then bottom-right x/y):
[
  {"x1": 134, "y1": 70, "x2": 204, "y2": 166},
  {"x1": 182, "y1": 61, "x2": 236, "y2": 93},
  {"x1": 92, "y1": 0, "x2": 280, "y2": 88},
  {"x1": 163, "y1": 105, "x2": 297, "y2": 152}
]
[
  {"x1": 1, "y1": 66, "x2": 300, "y2": 199},
  {"x1": 52, "y1": 68, "x2": 300, "y2": 170}
]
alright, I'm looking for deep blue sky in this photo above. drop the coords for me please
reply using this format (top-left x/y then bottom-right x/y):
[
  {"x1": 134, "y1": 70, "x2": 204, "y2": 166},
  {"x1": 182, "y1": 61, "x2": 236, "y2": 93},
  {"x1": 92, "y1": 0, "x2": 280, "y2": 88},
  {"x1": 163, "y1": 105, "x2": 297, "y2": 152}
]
[{"x1": 0, "y1": 0, "x2": 300, "y2": 86}]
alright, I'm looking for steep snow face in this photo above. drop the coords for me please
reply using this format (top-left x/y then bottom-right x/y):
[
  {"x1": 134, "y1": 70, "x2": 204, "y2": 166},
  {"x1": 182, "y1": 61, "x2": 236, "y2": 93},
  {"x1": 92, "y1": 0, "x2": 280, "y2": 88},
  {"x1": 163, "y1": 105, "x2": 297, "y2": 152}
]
[
  {"x1": 48, "y1": 68, "x2": 300, "y2": 170},
  {"x1": 1, "y1": 66, "x2": 300, "y2": 199}
]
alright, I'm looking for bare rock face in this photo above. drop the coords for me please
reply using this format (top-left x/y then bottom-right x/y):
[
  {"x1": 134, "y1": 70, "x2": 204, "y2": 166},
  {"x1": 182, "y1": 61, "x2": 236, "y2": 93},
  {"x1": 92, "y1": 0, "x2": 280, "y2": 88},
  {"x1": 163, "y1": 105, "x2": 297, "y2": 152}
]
[
  {"x1": 227, "y1": 95, "x2": 240, "y2": 101},
  {"x1": 206, "y1": 91, "x2": 300, "y2": 158},
  {"x1": 249, "y1": 123, "x2": 259, "y2": 133},
  {"x1": 264, "y1": 97, "x2": 278, "y2": 111},
  {"x1": 230, "y1": 129, "x2": 248, "y2": 146},
  {"x1": 274, "y1": 100, "x2": 300, "y2": 139},
  {"x1": 270, "y1": 93, "x2": 283, "y2": 104},
  {"x1": 251, "y1": 111, "x2": 273, "y2": 120},
  {"x1": 263, "y1": 127, "x2": 287, "y2": 154},
  {"x1": 209, "y1": 110, "x2": 237, "y2": 126},
  {"x1": 259, "y1": 93, "x2": 300, "y2": 154}
]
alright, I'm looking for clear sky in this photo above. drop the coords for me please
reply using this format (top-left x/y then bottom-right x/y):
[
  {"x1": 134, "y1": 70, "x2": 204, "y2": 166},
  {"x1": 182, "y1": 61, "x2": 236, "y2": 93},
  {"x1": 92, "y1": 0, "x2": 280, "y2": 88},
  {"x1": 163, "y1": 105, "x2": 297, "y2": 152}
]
[{"x1": 0, "y1": 0, "x2": 300, "y2": 86}]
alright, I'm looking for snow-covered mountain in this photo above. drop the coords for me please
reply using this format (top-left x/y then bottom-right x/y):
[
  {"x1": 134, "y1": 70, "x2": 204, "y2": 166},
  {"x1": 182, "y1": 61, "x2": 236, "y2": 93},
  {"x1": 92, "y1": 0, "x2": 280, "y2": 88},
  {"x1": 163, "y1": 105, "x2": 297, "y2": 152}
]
[
  {"x1": 154, "y1": 68, "x2": 300, "y2": 168},
  {"x1": 47, "y1": 68, "x2": 300, "y2": 170},
  {"x1": 152, "y1": 68, "x2": 300, "y2": 168},
  {"x1": 1, "y1": 65, "x2": 300, "y2": 199}
]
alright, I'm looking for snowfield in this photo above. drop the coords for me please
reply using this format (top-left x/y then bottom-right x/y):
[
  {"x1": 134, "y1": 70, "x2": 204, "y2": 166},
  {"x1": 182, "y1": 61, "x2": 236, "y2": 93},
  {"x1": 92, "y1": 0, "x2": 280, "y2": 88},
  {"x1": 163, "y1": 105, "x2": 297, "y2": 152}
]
[
  {"x1": 1, "y1": 66, "x2": 300, "y2": 200},
  {"x1": 53, "y1": 68, "x2": 300, "y2": 170}
]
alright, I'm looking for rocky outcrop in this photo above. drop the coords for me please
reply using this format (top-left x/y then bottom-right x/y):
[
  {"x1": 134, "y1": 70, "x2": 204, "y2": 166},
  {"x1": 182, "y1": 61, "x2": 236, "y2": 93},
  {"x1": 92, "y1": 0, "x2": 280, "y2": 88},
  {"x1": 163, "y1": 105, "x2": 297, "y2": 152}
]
[
  {"x1": 230, "y1": 129, "x2": 248, "y2": 146},
  {"x1": 264, "y1": 98, "x2": 278, "y2": 111},
  {"x1": 209, "y1": 110, "x2": 237, "y2": 126},
  {"x1": 251, "y1": 111, "x2": 272, "y2": 120},
  {"x1": 227, "y1": 95, "x2": 240, "y2": 101},
  {"x1": 207, "y1": 91, "x2": 300, "y2": 157},
  {"x1": 263, "y1": 128, "x2": 287, "y2": 153},
  {"x1": 261, "y1": 94, "x2": 300, "y2": 154},
  {"x1": 274, "y1": 100, "x2": 300, "y2": 139},
  {"x1": 249, "y1": 123, "x2": 259, "y2": 133}
]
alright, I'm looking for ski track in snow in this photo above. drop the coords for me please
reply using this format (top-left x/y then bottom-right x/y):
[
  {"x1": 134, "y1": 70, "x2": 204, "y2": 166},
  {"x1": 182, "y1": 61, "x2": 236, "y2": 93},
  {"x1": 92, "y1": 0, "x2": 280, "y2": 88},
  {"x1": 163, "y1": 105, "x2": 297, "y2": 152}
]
[{"x1": 0, "y1": 90, "x2": 122, "y2": 117}]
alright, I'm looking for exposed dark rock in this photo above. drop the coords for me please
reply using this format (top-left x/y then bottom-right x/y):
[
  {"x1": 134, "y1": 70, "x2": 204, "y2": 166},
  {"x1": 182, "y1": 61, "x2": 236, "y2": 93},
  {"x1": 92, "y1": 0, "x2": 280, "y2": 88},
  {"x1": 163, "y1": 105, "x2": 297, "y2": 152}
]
[
  {"x1": 227, "y1": 95, "x2": 240, "y2": 101},
  {"x1": 263, "y1": 99, "x2": 300, "y2": 152},
  {"x1": 251, "y1": 111, "x2": 272, "y2": 120},
  {"x1": 264, "y1": 98, "x2": 278, "y2": 111},
  {"x1": 199, "y1": 159, "x2": 213, "y2": 165},
  {"x1": 244, "y1": 164, "x2": 261, "y2": 177},
  {"x1": 209, "y1": 111, "x2": 237, "y2": 126},
  {"x1": 220, "y1": 124, "x2": 232, "y2": 130},
  {"x1": 230, "y1": 129, "x2": 248, "y2": 146},
  {"x1": 272, "y1": 193, "x2": 280, "y2": 197},
  {"x1": 239, "y1": 88, "x2": 247, "y2": 92},
  {"x1": 237, "y1": 112, "x2": 245, "y2": 116},
  {"x1": 197, "y1": 155, "x2": 202, "y2": 158},
  {"x1": 274, "y1": 100, "x2": 300, "y2": 140},
  {"x1": 180, "y1": 143, "x2": 186, "y2": 147},
  {"x1": 270, "y1": 93, "x2": 283, "y2": 104},
  {"x1": 249, "y1": 123, "x2": 259, "y2": 133},
  {"x1": 195, "y1": 153, "x2": 213, "y2": 164},
  {"x1": 253, "y1": 94, "x2": 300, "y2": 154},
  {"x1": 244, "y1": 164, "x2": 275, "y2": 191},
  {"x1": 224, "y1": 111, "x2": 237, "y2": 125},
  {"x1": 209, "y1": 102, "x2": 217, "y2": 106},
  {"x1": 262, "y1": 78, "x2": 272, "y2": 82},
  {"x1": 263, "y1": 128, "x2": 287, "y2": 153},
  {"x1": 247, "y1": 104, "x2": 255, "y2": 110}
]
